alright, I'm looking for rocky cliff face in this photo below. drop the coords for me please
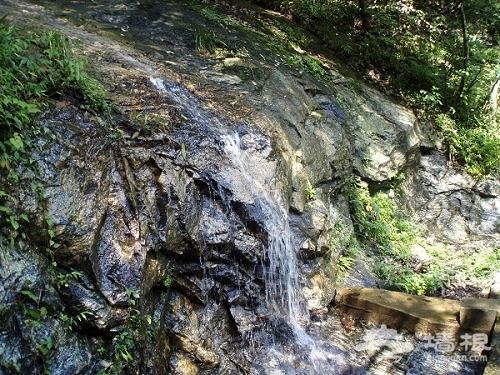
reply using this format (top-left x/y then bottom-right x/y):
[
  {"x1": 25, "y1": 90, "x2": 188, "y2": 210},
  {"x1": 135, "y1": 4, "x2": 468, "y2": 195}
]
[{"x1": 0, "y1": 0, "x2": 499, "y2": 374}]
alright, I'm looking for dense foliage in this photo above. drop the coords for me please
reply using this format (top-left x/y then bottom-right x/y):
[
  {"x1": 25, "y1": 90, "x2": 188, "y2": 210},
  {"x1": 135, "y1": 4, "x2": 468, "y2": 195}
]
[
  {"x1": 348, "y1": 177, "x2": 499, "y2": 295},
  {"x1": 253, "y1": 0, "x2": 500, "y2": 176},
  {"x1": 0, "y1": 18, "x2": 106, "y2": 180},
  {"x1": 347, "y1": 176, "x2": 444, "y2": 295}
]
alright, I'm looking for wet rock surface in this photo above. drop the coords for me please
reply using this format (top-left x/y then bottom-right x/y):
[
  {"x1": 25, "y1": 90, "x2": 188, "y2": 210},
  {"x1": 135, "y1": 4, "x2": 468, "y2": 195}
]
[{"x1": 0, "y1": 0, "x2": 497, "y2": 374}]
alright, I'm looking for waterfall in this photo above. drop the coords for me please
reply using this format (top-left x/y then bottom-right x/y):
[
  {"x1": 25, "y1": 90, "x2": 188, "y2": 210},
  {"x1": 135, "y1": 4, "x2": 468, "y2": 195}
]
[
  {"x1": 222, "y1": 134, "x2": 306, "y2": 323},
  {"x1": 222, "y1": 133, "x2": 338, "y2": 374},
  {"x1": 150, "y1": 76, "x2": 352, "y2": 373}
]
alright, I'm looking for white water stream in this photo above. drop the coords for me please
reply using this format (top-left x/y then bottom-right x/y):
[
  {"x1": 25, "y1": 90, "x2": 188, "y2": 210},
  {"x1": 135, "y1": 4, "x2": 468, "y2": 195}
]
[
  {"x1": 150, "y1": 76, "x2": 342, "y2": 372},
  {"x1": 222, "y1": 133, "x2": 345, "y2": 374}
]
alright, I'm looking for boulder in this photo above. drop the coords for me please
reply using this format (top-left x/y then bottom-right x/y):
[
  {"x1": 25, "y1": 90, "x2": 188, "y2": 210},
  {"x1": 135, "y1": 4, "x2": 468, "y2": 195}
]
[{"x1": 402, "y1": 153, "x2": 500, "y2": 249}]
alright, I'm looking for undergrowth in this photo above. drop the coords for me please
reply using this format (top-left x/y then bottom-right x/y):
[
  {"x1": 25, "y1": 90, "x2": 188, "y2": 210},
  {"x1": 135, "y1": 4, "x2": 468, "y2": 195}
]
[
  {"x1": 348, "y1": 176, "x2": 499, "y2": 295},
  {"x1": 0, "y1": 18, "x2": 107, "y2": 232},
  {"x1": 0, "y1": 19, "x2": 105, "y2": 139},
  {"x1": 195, "y1": 2, "x2": 332, "y2": 80},
  {"x1": 330, "y1": 221, "x2": 358, "y2": 278}
]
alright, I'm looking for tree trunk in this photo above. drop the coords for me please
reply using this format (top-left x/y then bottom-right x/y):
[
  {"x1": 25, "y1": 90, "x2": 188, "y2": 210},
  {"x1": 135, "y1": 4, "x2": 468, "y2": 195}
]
[
  {"x1": 457, "y1": 0, "x2": 469, "y2": 99},
  {"x1": 358, "y1": 0, "x2": 369, "y2": 30}
]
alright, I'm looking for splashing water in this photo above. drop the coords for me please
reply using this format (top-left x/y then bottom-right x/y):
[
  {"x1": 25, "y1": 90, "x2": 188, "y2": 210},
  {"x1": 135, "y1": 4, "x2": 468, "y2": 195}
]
[{"x1": 222, "y1": 133, "x2": 345, "y2": 374}]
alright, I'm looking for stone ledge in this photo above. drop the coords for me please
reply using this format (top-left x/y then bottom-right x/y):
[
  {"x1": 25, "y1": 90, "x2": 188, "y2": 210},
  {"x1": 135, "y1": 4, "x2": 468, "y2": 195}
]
[
  {"x1": 334, "y1": 287, "x2": 499, "y2": 340},
  {"x1": 335, "y1": 287, "x2": 500, "y2": 374},
  {"x1": 461, "y1": 297, "x2": 500, "y2": 315},
  {"x1": 460, "y1": 298, "x2": 498, "y2": 338}
]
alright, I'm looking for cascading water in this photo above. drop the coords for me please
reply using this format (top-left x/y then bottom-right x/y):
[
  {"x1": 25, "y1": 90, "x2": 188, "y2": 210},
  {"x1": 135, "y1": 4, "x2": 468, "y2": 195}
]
[
  {"x1": 222, "y1": 133, "x2": 349, "y2": 374},
  {"x1": 222, "y1": 134, "x2": 305, "y2": 321},
  {"x1": 149, "y1": 75, "x2": 361, "y2": 374}
]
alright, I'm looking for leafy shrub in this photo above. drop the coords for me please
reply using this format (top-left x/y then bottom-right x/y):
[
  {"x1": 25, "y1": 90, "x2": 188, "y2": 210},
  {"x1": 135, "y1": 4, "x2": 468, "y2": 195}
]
[
  {"x1": 458, "y1": 126, "x2": 500, "y2": 177},
  {"x1": 375, "y1": 260, "x2": 450, "y2": 296},
  {"x1": 0, "y1": 19, "x2": 106, "y2": 141},
  {"x1": 348, "y1": 176, "x2": 498, "y2": 295},
  {"x1": 0, "y1": 19, "x2": 107, "y2": 238},
  {"x1": 330, "y1": 221, "x2": 357, "y2": 277},
  {"x1": 435, "y1": 113, "x2": 500, "y2": 176},
  {"x1": 348, "y1": 177, "x2": 446, "y2": 295},
  {"x1": 0, "y1": 19, "x2": 106, "y2": 185}
]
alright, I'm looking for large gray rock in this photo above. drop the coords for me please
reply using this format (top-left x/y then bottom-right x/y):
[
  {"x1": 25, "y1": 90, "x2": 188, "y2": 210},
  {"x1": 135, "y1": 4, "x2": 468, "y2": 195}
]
[
  {"x1": 1, "y1": 0, "x2": 497, "y2": 374},
  {"x1": 338, "y1": 84, "x2": 422, "y2": 182},
  {"x1": 255, "y1": 71, "x2": 353, "y2": 214},
  {"x1": 402, "y1": 153, "x2": 500, "y2": 249},
  {"x1": 0, "y1": 58, "x2": 359, "y2": 371}
]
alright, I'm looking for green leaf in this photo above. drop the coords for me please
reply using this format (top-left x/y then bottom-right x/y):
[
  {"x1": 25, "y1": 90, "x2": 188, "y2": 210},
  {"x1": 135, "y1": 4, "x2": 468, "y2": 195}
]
[
  {"x1": 13, "y1": 116, "x2": 22, "y2": 128},
  {"x1": 9, "y1": 217, "x2": 20, "y2": 230},
  {"x1": 27, "y1": 308, "x2": 40, "y2": 319},
  {"x1": 45, "y1": 337, "x2": 52, "y2": 350},
  {"x1": 21, "y1": 290, "x2": 38, "y2": 302},
  {"x1": 80, "y1": 310, "x2": 94, "y2": 319},
  {"x1": 31, "y1": 320, "x2": 44, "y2": 328},
  {"x1": 25, "y1": 102, "x2": 40, "y2": 114},
  {"x1": 181, "y1": 142, "x2": 187, "y2": 160},
  {"x1": 120, "y1": 349, "x2": 133, "y2": 361},
  {"x1": 45, "y1": 216, "x2": 54, "y2": 227},
  {"x1": 40, "y1": 337, "x2": 52, "y2": 355},
  {"x1": 8, "y1": 133, "x2": 23, "y2": 150}
]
